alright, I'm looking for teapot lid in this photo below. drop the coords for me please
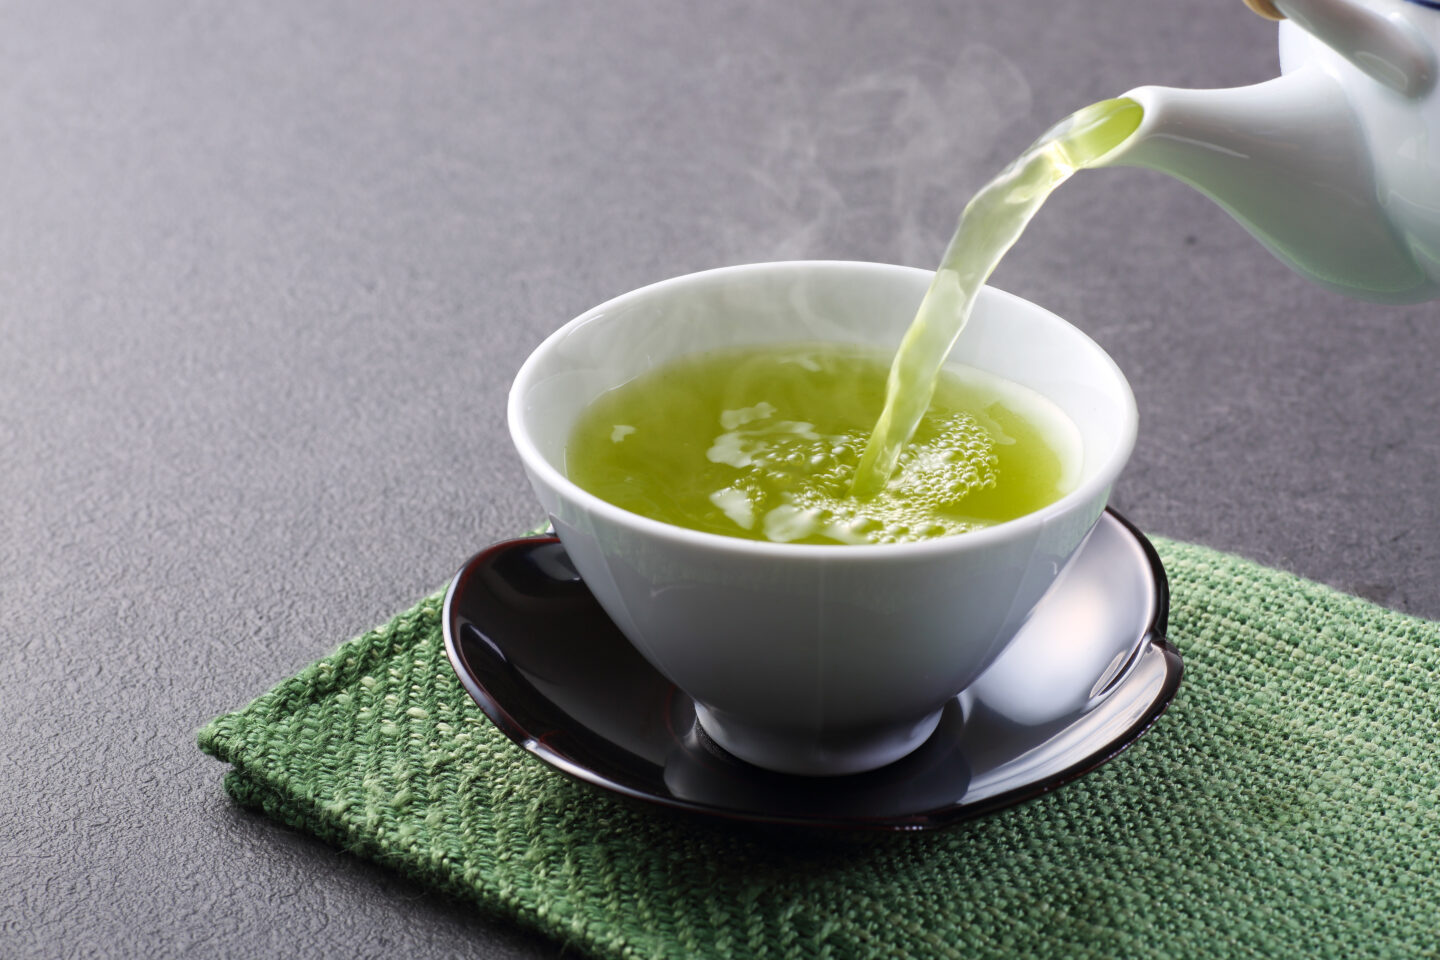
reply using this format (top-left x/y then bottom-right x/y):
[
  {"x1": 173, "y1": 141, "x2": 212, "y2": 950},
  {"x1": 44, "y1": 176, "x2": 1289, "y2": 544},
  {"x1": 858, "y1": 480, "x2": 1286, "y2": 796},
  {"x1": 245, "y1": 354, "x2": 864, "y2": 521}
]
[
  {"x1": 1245, "y1": 0, "x2": 1284, "y2": 18},
  {"x1": 1249, "y1": 0, "x2": 1440, "y2": 15}
]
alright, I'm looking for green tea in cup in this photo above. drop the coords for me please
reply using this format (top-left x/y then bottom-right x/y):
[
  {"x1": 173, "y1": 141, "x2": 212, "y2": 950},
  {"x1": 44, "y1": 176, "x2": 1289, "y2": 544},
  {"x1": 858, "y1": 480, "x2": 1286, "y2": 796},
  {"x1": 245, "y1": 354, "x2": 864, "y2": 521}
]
[
  {"x1": 511, "y1": 260, "x2": 1137, "y2": 774},
  {"x1": 565, "y1": 342, "x2": 1078, "y2": 546}
]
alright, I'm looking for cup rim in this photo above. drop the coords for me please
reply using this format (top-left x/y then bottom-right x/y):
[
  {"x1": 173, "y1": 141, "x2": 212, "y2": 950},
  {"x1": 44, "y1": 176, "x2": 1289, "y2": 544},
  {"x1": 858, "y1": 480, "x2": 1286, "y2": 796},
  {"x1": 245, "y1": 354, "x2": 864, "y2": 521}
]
[{"x1": 507, "y1": 260, "x2": 1138, "y2": 560}]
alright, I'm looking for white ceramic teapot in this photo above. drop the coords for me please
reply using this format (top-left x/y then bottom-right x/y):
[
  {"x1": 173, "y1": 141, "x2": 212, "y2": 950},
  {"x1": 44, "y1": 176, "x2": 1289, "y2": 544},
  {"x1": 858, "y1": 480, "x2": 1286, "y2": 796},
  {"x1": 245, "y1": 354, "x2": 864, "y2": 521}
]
[{"x1": 1096, "y1": 0, "x2": 1440, "y2": 303}]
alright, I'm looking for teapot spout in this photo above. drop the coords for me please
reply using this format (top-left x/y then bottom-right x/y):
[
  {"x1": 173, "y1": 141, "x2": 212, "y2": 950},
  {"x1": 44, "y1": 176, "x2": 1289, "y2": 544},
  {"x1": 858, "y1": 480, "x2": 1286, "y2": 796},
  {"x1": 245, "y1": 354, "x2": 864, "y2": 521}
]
[{"x1": 1095, "y1": 67, "x2": 1433, "y2": 303}]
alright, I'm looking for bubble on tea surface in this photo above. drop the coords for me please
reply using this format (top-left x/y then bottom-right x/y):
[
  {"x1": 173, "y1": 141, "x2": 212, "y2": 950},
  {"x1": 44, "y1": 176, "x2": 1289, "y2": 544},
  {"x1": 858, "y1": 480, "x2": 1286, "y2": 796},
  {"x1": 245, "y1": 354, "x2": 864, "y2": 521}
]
[{"x1": 707, "y1": 404, "x2": 1000, "y2": 544}]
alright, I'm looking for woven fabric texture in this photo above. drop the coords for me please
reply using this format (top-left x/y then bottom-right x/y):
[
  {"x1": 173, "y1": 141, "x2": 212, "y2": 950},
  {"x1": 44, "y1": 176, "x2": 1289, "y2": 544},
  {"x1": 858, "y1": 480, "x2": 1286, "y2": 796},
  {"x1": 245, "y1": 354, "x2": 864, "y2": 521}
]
[{"x1": 199, "y1": 538, "x2": 1440, "y2": 959}]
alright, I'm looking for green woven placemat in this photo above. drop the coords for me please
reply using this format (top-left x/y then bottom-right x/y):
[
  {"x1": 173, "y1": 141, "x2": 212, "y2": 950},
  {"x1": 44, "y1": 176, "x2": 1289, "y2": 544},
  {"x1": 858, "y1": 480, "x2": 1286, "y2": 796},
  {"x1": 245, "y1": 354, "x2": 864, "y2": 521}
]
[{"x1": 199, "y1": 538, "x2": 1440, "y2": 959}]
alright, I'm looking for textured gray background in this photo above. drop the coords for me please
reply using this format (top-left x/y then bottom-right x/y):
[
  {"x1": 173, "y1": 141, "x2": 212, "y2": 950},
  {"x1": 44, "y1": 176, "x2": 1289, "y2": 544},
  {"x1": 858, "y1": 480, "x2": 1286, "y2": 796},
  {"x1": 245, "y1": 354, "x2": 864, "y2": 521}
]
[{"x1": 3, "y1": 1, "x2": 1437, "y2": 957}]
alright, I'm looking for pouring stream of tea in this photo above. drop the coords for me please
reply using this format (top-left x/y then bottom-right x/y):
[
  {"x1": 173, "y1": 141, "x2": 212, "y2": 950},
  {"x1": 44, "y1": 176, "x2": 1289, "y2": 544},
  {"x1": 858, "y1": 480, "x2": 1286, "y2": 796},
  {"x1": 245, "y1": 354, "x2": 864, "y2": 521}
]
[{"x1": 851, "y1": 98, "x2": 1144, "y2": 498}]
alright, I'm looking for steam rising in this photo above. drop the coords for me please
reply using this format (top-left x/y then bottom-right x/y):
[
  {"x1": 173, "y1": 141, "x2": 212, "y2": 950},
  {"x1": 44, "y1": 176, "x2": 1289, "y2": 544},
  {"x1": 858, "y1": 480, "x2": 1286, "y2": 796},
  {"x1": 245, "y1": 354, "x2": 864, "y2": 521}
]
[{"x1": 729, "y1": 46, "x2": 1033, "y2": 267}]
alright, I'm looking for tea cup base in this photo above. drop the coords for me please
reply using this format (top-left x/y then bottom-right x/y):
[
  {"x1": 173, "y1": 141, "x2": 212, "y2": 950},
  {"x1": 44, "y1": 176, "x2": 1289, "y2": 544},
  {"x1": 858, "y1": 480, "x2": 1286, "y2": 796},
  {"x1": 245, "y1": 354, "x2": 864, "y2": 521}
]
[{"x1": 693, "y1": 703, "x2": 946, "y2": 777}]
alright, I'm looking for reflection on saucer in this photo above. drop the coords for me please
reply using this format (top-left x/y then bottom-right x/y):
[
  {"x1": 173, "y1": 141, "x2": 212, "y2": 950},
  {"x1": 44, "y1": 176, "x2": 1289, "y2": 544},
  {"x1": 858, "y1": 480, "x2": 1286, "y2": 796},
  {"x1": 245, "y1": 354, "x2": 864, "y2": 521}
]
[{"x1": 662, "y1": 705, "x2": 974, "y2": 821}]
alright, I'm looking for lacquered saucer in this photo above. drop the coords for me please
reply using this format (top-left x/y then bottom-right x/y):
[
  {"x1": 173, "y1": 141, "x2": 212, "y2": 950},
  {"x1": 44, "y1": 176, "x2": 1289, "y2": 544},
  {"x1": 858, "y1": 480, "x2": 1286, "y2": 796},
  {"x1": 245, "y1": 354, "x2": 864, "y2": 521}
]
[{"x1": 441, "y1": 509, "x2": 1181, "y2": 832}]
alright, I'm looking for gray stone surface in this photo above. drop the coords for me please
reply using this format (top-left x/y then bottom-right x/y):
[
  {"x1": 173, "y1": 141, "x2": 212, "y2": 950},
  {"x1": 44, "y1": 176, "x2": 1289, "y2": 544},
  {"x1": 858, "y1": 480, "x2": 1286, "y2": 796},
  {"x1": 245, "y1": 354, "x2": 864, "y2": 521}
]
[{"x1": 2, "y1": 1, "x2": 1436, "y2": 957}]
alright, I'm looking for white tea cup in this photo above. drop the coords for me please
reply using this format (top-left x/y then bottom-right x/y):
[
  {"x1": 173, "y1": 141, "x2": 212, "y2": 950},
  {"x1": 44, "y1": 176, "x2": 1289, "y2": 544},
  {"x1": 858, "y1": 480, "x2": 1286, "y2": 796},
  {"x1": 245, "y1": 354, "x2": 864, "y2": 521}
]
[{"x1": 508, "y1": 261, "x2": 1136, "y2": 776}]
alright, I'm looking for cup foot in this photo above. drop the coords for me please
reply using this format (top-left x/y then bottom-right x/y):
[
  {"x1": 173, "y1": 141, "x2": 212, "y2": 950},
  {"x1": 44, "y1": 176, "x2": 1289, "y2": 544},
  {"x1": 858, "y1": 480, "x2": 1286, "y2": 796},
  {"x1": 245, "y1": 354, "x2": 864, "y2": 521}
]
[{"x1": 693, "y1": 704, "x2": 945, "y2": 777}]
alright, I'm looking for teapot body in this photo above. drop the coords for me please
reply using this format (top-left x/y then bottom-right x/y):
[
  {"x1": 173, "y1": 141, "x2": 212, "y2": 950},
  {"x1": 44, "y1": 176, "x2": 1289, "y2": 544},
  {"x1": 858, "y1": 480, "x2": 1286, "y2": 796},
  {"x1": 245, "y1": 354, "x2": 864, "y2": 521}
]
[
  {"x1": 1279, "y1": 1, "x2": 1440, "y2": 290},
  {"x1": 1106, "y1": 0, "x2": 1440, "y2": 302}
]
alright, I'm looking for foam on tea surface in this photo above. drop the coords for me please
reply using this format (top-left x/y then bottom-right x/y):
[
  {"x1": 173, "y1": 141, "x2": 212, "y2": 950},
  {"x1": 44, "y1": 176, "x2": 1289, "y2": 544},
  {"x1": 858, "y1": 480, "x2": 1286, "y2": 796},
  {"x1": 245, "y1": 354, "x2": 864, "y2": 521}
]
[
  {"x1": 566, "y1": 344, "x2": 1077, "y2": 546},
  {"x1": 852, "y1": 97, "x2": 1142, "y2": 496}
]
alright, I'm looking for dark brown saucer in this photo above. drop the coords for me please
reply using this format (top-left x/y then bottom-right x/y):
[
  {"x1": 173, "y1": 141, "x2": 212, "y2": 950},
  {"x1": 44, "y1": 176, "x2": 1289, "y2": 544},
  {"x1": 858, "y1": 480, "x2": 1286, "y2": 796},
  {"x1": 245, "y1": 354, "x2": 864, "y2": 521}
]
[{"x1": 441, "y1": 509, "x2": 1181, "y2": 832}]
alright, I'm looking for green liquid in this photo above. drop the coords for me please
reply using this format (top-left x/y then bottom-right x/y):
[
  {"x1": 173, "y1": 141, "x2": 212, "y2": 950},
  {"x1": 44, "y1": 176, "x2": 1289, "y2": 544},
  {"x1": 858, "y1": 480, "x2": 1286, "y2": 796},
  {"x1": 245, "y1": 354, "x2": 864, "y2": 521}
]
[
  {"x1": 566, "y1": 344, "x2": 1075, "y2": 546},
  {"x1": 851, "y1": 97, "x2": 1143, "y2": 497}
]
